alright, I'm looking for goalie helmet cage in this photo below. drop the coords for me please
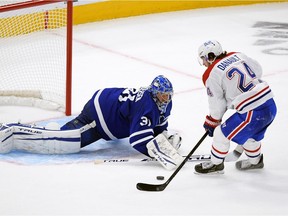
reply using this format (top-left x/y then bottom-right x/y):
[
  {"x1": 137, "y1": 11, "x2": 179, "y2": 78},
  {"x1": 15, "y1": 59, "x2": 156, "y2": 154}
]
[{"x1": 0, "y1": 0, "x2": 73, "y2": 115}]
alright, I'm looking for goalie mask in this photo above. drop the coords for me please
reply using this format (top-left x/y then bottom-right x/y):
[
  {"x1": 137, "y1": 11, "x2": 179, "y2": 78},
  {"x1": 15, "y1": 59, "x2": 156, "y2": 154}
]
[
  {"x1": 198, "y1": 40, "x2": 223, "y2": 65},
  {"x1": 149, "y1": 75, "x2": 173, "y2": 113}
]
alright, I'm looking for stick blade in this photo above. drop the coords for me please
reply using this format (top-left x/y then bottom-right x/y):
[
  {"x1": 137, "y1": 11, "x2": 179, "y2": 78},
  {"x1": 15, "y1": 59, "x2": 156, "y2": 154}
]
[{"x1": 136, "y1": 183, "x2": 167, "y2": 192}]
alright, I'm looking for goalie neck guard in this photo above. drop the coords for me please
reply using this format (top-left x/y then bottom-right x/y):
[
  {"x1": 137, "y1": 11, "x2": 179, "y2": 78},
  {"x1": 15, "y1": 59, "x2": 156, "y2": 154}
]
[{"x1": 148, "y1": 75, "x2": 173, "y2": 113}]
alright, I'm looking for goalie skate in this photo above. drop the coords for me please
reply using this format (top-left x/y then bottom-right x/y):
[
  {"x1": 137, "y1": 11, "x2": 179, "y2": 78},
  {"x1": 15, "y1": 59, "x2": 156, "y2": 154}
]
[
  {"x1": 235, "y1": 154, "x2": 264, "y2": 170},
  {"x1": 194, "y1": 161, "x2": 224, "y2": 174}
]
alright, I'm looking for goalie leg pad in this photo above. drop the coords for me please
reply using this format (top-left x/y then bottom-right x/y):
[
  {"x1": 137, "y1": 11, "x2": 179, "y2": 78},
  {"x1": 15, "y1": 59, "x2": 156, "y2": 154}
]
[
  {"x1": 0, "y1": 124, "x2": 14, "y2": 153},
  {"x1": 13, "y1": 124, "x2": 81, "y2": 154},
  {"x1": 147, "y1": 133, "x2": 183, "y2": 170}
]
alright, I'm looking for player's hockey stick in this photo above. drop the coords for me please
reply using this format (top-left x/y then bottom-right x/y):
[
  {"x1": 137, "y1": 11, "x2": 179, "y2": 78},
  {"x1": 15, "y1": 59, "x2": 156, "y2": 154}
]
[
  {"x1": 94, "y1": 154, "x2": 211, "y2": 164},
  {"x1": 136, "y1": 131, "x2": 209, "y2": 192}
]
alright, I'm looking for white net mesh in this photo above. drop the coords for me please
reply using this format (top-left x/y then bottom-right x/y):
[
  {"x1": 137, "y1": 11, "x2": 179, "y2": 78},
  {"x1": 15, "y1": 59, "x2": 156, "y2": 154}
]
[
  {"x1": 0, "y1": 1, "x2": 27, "y2": 7},
  {"x1": 0, "y1": 0, "x2": 70, "y2": 112}
]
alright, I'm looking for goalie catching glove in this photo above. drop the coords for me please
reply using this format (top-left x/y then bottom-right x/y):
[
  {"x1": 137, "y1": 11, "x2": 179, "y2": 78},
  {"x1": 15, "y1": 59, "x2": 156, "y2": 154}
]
[
  {"x1": 147, "y1": 133, "x2": 183, "y2": 170},
  {"x1": 162, "y1": 130, "x2": 182, "y2": 150}
]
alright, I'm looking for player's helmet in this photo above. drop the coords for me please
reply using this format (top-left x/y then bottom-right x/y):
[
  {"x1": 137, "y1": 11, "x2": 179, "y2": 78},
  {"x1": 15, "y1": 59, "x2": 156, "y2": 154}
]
[
  {"x1": 149, "y1": 75, "x2": 173, "y2": 113},
  {"x1": 198, "y1": 40, "x2": 223, "y2": 64}
]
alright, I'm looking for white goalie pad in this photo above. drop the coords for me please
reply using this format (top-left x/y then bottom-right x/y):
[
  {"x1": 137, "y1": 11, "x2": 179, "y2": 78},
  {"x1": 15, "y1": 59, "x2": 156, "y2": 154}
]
[
  {"x1": 0, "y1": 124, "x2": 14, "y2": 153},
  {"x1": 147, "y1": 133, "x2": 183, "y2": 170},
  {"x1": 0, "y1": 124, "x2": 81, "y2": 154}
]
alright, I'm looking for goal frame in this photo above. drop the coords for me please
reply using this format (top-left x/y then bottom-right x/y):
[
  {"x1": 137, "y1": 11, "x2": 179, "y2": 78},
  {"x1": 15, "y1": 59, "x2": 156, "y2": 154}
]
[{"x1": 0, "y1": 0, "x2": 73, "y2": 115}]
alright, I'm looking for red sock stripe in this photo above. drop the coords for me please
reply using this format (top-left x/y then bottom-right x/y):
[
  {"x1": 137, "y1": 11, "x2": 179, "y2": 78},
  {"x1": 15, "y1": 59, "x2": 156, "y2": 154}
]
[
  {"x1": 243, "y1": 144, "x2": 261, "y2": 153},
  {"x1": 228, "y1": 111, "x2": 253, "y2": 140},
  {"x1": 212, "y1": 145, "x2": 228, "y2": 155}
]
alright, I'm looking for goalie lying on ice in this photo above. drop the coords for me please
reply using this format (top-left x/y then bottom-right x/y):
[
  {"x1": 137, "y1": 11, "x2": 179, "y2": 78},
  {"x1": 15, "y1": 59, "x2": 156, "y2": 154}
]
[
  {"x1": 0, "y1": 123, "x2": 182, "y2": 170},
  {"x1": 0, "y1": 75, "x2": 182, "y2": 170}
]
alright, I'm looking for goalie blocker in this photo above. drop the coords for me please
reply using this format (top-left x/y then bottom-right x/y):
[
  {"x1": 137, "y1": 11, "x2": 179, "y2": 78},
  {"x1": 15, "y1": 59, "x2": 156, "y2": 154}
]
[
  {"x1": 0, "y1": 123, "x2": 81, "y2": 154},
  {"x1": 147, "y1": 133, "x2": 183, "y2": 170}
]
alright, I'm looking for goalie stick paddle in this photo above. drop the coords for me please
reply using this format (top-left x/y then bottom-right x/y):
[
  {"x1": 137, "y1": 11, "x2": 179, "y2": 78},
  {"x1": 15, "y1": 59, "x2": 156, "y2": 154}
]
[{"x1": 136, "y1": 131, "x2": 209, "y2": 192}]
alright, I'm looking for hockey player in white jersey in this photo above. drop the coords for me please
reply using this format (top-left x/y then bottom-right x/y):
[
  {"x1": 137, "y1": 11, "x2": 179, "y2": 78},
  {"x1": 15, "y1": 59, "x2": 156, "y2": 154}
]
[
  {"x1": 0, "y1": 75, "x2": 182, "y2": 170},
  {"x1": 194, "y1": 40, "x2": 277, "y2": 174}
]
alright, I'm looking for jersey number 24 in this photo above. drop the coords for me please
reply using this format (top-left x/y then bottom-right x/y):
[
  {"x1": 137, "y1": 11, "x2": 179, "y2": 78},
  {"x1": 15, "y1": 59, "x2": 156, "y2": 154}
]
[{"x1": 227, "y1": 62, "x2": 256, "y2": 92}]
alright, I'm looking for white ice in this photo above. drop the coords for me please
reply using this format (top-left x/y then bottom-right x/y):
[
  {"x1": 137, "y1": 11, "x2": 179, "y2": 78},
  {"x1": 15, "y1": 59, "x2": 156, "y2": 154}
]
[{"x1": 0, "y1": 3, "x2": 288, "y2": 215}]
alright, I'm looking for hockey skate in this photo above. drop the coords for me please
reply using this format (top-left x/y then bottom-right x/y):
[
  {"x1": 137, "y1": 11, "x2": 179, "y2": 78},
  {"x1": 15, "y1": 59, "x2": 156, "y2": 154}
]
[
  {"x1": 194, "y1": 161, "x2": 224, "y2": 174},
  {"x1": 235, "y1": 154, "x2": 264, "y2": 170}
]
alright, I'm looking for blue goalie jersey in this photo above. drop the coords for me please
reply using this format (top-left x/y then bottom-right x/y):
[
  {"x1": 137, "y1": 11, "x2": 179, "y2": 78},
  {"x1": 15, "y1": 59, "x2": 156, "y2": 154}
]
[{"x1": 69, "y1": 87, "x2": 172, "y2": 156}]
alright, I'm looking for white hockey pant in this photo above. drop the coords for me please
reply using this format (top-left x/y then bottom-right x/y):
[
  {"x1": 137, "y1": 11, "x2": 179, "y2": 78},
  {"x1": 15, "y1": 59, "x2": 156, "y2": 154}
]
[{"x1": 0, "y1": 124, "x2": 81, "y2": 154}]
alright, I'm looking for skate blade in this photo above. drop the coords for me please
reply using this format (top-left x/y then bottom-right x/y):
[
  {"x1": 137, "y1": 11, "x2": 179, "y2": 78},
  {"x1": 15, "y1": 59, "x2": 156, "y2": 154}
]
[
  {"x1": 194, "y1": 170, "x2": 224, "y2": 175},
  {"x1": 236, "y1": 166, "x2": 264, "y2": 171}
]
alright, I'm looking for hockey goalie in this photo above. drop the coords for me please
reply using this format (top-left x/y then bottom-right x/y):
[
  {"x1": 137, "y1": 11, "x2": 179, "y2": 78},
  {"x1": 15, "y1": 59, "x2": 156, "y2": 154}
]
[{"x1": 0, "y1": 75, "x2": 183, "y2": 170}]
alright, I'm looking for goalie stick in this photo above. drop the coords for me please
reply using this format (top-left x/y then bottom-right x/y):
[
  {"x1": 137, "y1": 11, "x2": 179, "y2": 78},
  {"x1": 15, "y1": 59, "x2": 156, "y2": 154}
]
[
  {"x1": 136, "y1": 131, "x2": 208, "y2": 192},
  {"x1": 95, "y1": 147, "x2": 242, "y2": 165},
  {"x1": 94, "y1": 154, "x2": 211, "y2": 164}
]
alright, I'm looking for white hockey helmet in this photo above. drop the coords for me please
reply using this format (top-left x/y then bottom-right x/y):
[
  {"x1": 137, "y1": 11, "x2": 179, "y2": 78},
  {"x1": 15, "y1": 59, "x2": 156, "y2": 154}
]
[{"x1": 198, "y1": 40, "x2": 223, "y2": 64}]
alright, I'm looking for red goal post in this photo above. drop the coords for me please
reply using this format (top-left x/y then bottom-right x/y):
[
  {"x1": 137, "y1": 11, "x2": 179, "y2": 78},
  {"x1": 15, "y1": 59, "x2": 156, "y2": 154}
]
[{"x1": 0, "y1": 0, "x2": 73, "y2": 115}]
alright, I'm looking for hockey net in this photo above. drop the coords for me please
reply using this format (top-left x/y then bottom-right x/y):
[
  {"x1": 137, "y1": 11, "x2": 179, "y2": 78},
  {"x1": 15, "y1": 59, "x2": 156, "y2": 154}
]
[{"x1": 0, "y1": 0, "x2": 73, "y2": 115}]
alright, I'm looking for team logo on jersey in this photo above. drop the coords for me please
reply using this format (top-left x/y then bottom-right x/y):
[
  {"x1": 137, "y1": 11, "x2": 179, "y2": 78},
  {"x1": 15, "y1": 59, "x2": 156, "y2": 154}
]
[
  {"x1": 207, "y1": 87, "x2": 213, "y2": 97},
  {"x1": 135, "y1": 87, "x2": 147, "y2": 102}
]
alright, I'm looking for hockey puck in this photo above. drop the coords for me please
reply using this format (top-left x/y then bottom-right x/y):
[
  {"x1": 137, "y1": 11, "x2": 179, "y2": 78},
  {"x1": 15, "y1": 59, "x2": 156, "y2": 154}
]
[{"x1": 156, "y1": 176, "x2": 164, "y2": 180}]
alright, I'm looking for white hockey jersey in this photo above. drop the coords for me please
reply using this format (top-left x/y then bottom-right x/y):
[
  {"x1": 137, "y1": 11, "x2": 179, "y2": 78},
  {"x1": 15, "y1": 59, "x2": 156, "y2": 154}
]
[{"x1": 202, "y1": 52, "x2": 274, "y2": 120}]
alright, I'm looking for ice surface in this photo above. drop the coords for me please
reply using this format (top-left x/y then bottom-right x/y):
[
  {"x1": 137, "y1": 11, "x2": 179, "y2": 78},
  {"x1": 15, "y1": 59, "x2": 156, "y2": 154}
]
[{"x1": 0, "y1": 3, "x2": 288, "y2": 215}]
